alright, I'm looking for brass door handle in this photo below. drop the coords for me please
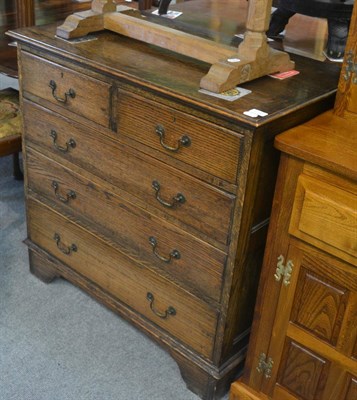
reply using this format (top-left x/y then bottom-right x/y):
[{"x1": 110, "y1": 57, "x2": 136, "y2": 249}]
[
  {"x1": 53, "y1": 233, "x2": 77, "y2": 255},
  {"x1": 146, "y1": 292, "x2": 176, "y2": 319},
  {"x1": 50, "y1": 130, "x2": 76, "y2": 153},
  {"x1": 152, "y1": 180, "x2": 185, "y2": 208},
  {"x1": 51, "y1": 181, "x2": 76, "y2": 203},
  {"x1": 148, "y1": 236, "x2": 180, "y2": 263},
  {"x1": 155, "y1": 124, "x2": 191, "y2": 152},
  {"x1": 49, "y1": 80, "x2": 76, "y2": 103}
]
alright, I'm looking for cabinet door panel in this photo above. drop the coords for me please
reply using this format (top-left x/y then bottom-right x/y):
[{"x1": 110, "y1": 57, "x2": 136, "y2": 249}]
[
  {"x1": 262, "y1": 244, "x2": 357, "y2": 399},
  {"x1": 291, "y1": 269, "x2": 349, "y2": 346},
  {"x1": 277, "y1": 339, "x2": 329, "y2": 400}
]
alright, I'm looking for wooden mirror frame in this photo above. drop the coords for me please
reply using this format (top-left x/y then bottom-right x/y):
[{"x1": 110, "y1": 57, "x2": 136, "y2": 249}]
[{"x1": 56, "y1": 0, "x2": 294, "y2": 92}]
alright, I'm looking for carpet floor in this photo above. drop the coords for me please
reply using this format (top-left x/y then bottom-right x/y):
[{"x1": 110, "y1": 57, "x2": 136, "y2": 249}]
[{"x1": 0, "y1": 155, "x2": 227, "y2": 400}]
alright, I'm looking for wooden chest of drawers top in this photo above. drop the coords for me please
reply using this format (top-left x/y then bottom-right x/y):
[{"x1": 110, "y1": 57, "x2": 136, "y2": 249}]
[{"x1": 13, "y1": 22, "x2": 340, "y2": 131}]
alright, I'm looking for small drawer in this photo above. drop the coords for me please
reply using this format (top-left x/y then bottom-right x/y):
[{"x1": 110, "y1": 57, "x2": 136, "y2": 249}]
[
  {"x1": 26, "y1": 148, "x2": 227, "y2": 303},
  {"x1": 117, "y1": 89, "x2": 243, "y2": 184},
  {"x1": 23, "y1": 100, "x2": 234, "y2": 246},
  {"x1": 289, "y1": 174, "x2": 357, "y2": 265},
  {"x1": 27, "y1": 198, "x2": 218, "y2": 359},
  {"x1": 20, "y1": 51, "x2": 111, "y2": 127}
]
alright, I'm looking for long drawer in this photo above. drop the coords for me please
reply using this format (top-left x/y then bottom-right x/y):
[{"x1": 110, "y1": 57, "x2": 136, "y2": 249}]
[
  {"x1": 117, "y1": 89, "x2": 244, "y2": 184},
  {"x1": 27, "y1": 197, "x2": 218, "y2": 359},
  {"x1": 23, "y1": 100, "x2": 234, "y2": 246},
  {"x1": 26, "y1": 147, "x2": 227, "y2": 303},
  {"x1": 21, "y1": 51, "x2": 111, "y2": 127}
]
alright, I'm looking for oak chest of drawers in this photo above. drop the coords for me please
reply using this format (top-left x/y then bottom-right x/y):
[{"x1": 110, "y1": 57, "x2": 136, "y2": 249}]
[{"x1": 9, "y1": 15, "x2": 340, "y2": 399}]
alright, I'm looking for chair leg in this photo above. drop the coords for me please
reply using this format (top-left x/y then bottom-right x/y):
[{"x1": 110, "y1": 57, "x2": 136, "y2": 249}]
[{"x1": 13, "y1": 152, "x2": 23, "y2": 180}]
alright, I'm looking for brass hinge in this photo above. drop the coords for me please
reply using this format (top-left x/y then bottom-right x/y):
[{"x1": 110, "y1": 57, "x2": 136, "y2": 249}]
[
  {"x1": 344, "y1": 51, "x2": 357, "y2": 84},
  {"x1": 275, "y1": 255, "x2": 293, "y2": 286},
  {"x1": 256, "y1": 353, "x2": 274, "y2": 379}
]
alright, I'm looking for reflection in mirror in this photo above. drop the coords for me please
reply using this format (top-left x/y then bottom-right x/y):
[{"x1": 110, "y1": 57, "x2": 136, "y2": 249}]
[{"x1": 268, "y1": 0, "x2": 354, "y2": 62}]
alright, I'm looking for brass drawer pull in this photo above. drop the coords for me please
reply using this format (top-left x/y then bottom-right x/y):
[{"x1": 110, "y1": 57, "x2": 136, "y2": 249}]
[
  {"x1": 49, "y1": 80, "x2": 76, "y2": 103},
  {"x1": 149, "y1": 236, "x2": 180, "y2": 263},
  {"x1": 53, "y1": 233, "x2": 77, "y2": 255},
  {"x1": 152, "y1": 180, "x2": 185, "y2": 208},
  {"x1": 155, "y1": 124, "x2": 191, "y2": 152},
  {"x1": 51, "y1": 181, "x2": 76, "y2": 203},
  {"x1": 146, "y1": 292, "x2": 176, "y2": 319},
  {"x1": 50, "y1": 130, "x2": 76, "y2": 153}
]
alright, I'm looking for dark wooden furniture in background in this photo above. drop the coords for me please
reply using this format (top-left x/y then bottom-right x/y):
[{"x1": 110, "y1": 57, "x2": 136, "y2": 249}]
[
  {"x1": 0, "y1": 1, "x2": 23, "y2": 76},
  {"x1": 230, "y1": 5, "x2": 356, "y2": 400},
  {"x1": 0, "y1": 87, "x2": 23, "y2": 179},
  {"x1": 0, "y1": 0, "x2": 93, "y2": 77},
  {"x1": 0, "y1": 0, "x2": 91, "y2": 178},
  {"x1": 0, "y1": 0, "x2": 33, "y2": 178},
  {"x1": 8, "y1": 1, "x2": 341, "y2": 398}
]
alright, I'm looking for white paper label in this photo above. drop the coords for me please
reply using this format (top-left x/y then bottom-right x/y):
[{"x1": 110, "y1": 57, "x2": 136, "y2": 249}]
[{"x1": 243, "y1": 108, "x2": 268, "y2": 118}]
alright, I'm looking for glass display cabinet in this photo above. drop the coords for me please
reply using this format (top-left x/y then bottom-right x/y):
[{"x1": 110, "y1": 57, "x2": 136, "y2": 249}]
[{"x1": 0, "y1": 0, "x2": 91, "y2": 76}]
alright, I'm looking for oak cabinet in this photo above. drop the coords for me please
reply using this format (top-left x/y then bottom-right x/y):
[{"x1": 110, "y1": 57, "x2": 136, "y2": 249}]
[
  {"x1": 230, "y1": 116, "x2": 357, "y2": 400},
  {"x1": 230, "y1": 20, "x2": 357, "y2": 400}
]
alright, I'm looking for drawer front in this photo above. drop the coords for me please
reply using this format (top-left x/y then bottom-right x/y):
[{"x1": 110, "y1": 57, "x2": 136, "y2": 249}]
[
  {"x1": 26, "y1": 148, "x2": 226, "y2": 303},
  {"x1": 117, "y1": 89, "x2": 243, "y2": 183},
  {"x1": 27, "y1": 198, "x2": 218, "y2": 359},
  {"x1": 20, "y1": 51, "x2": 111, "y2": 127},
  {"x1": 289, "y1": 174, "x2": 357, "y2": 265},
  {"x1": 23, "y1": 100, "x2": 234, "y2": 246}
]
